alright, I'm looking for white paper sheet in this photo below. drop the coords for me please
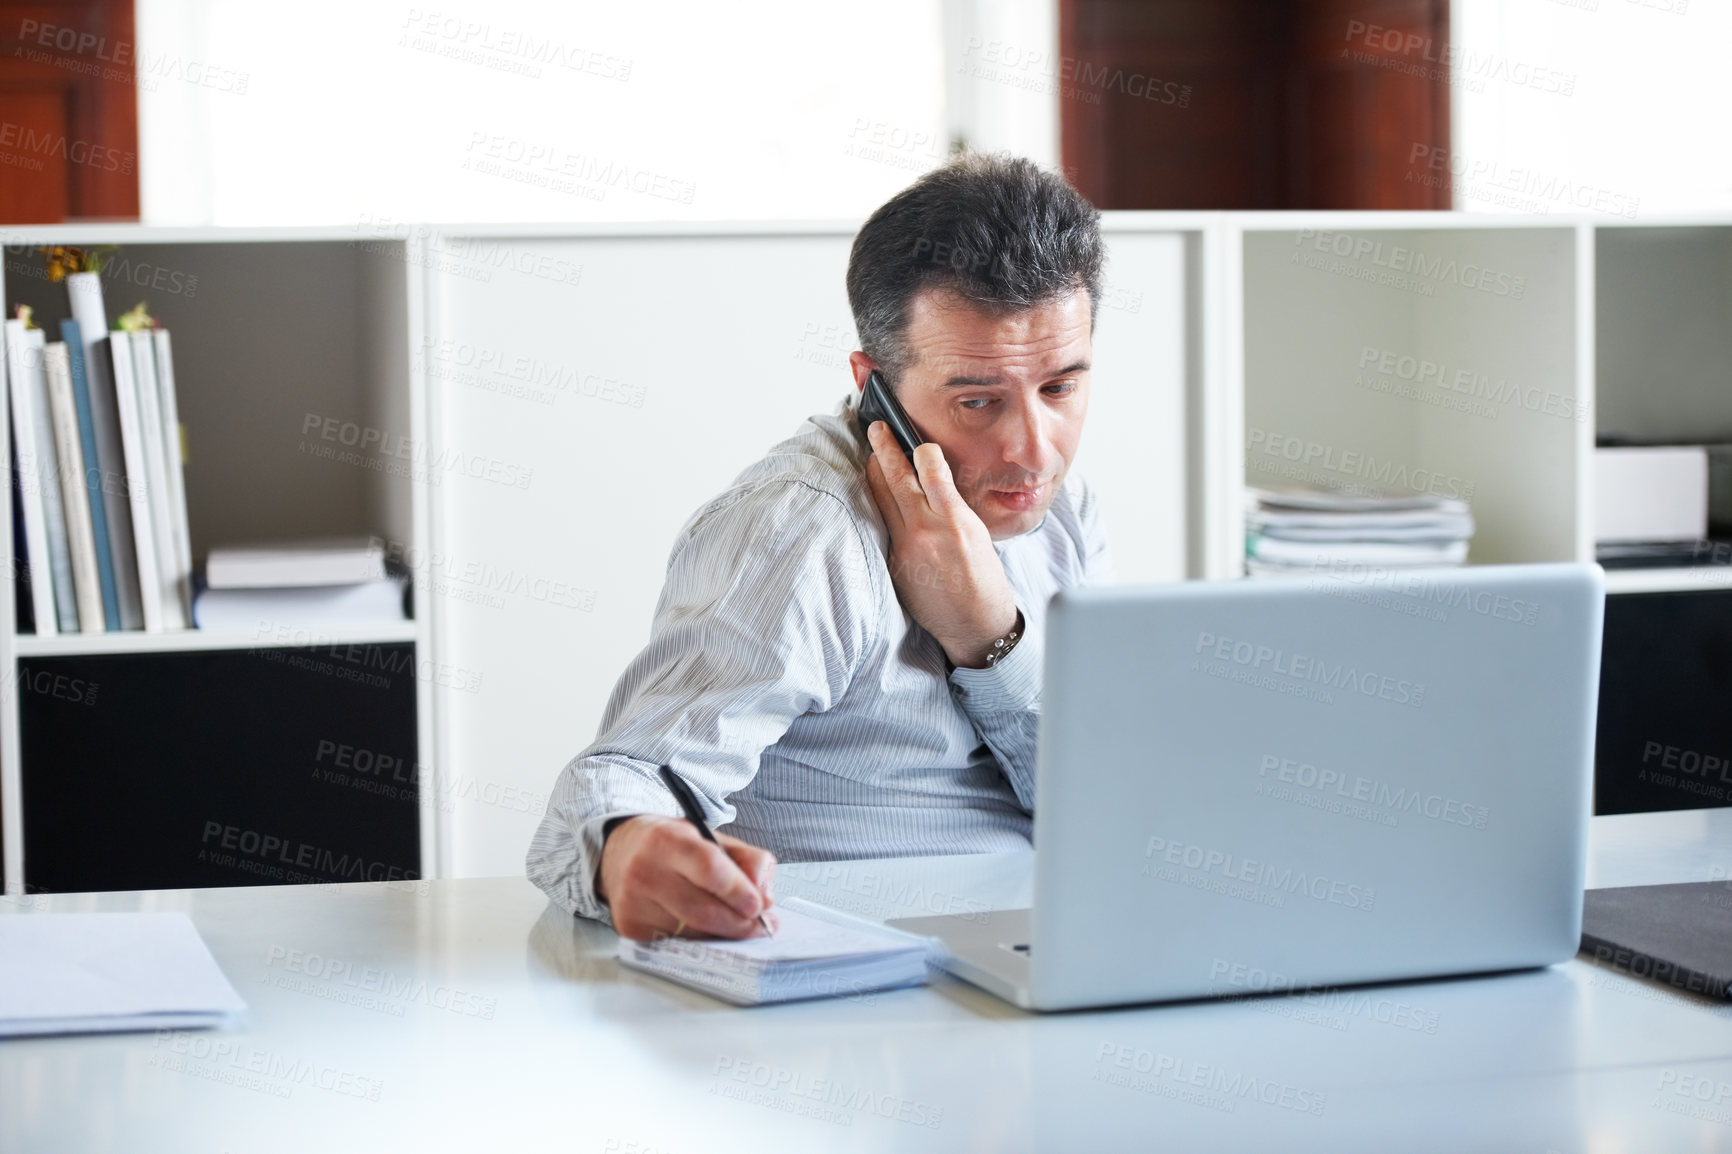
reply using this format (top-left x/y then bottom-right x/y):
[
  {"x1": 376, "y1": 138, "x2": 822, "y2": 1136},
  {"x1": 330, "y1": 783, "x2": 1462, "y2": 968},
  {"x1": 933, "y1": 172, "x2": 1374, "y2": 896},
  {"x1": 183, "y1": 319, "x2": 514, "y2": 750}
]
[{"x1": 0, "y1": 912, "x2": 246, "y2": 1037}]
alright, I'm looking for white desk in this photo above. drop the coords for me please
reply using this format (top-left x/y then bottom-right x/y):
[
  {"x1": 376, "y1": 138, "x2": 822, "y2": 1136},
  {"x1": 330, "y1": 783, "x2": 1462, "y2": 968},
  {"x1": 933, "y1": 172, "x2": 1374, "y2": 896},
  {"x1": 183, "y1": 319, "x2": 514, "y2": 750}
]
[{"x1": 5, "y1": 810, "x2": 1732, "y2": 1153}]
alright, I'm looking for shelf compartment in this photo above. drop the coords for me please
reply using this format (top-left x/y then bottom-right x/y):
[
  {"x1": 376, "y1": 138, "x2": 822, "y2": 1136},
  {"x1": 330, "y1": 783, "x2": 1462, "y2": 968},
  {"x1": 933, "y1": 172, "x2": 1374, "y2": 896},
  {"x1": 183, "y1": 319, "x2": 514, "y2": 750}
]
[{"x1": 1240, "y1": 224, "x2": 1581, "y2": 566}]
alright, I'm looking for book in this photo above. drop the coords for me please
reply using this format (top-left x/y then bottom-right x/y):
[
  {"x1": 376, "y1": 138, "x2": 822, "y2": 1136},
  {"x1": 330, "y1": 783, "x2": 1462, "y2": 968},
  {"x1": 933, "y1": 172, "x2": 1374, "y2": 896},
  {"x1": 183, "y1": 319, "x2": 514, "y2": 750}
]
[
  {"x1": 4, "y1": 320, "x2": 67, "y2": 633},
  {"x1": 60, "y1": 320, "x2": 121, "y2": 631},
  {"x1": 42, "y1": 343, "x2": 105, "y2": 632},
  {"x1": 69, "y1": 319, "x2": 145, "y2": 631},
  {"x1": 207, "y1": 536, "x2": 388, "y2": 589},
  {"x1": 153, "y1": 330, "x2": 193, "y2": 622},
  {"x1": 106, "y1": 336, "x2": 164, "y2": 632},
  {"x1": 129, "y1": 330, "x2": 187, "y2": 630},
  {"x1": 0, "y1": 912, "x2": 246, "y2": 1037},
  {"x1": 191, "y1": 575, "x2": 408, "y2": 632},
  {"x1": 616, "y1": 897, "x2": 934, "y2": 1006}
]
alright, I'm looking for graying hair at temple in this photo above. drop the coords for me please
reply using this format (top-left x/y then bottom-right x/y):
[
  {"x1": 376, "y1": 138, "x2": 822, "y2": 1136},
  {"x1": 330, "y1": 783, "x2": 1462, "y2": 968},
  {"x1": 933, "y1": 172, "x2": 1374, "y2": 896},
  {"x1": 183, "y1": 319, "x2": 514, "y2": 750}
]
[{"x1": 844, "y1": 153, "x2": 1105, "y2": 389}]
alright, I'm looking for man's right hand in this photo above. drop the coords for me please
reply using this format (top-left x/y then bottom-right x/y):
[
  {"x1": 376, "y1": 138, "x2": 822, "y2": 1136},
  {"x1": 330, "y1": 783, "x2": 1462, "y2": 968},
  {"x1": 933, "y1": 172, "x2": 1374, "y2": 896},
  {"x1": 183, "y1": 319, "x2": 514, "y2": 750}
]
[{"x1": 596, "y1": 815, "x2": 778, "y2": 942}]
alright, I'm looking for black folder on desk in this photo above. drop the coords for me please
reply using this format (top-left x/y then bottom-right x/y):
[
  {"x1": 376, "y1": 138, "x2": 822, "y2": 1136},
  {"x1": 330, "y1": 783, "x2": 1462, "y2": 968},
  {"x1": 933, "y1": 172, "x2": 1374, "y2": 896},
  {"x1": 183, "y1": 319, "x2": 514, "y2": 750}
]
[{"x1": 1581, "y1": 884, "x2": 1732, "y2": 999}]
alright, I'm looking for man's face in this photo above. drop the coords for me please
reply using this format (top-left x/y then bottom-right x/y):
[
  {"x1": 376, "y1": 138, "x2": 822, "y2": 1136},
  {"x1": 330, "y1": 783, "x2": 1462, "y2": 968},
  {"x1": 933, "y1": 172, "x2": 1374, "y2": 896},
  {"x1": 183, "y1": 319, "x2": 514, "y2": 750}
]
[{"x1": 864, "y1": 287, "x2": 1092, "y2": 541}]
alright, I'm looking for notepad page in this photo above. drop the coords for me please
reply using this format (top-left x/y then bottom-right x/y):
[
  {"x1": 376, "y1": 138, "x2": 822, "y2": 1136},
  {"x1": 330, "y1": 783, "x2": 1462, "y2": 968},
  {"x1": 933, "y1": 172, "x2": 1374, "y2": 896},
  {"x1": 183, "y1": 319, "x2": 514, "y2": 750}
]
[
  {"x1": 623, "y1": 898, "x2": 926, "y2": 966},
  {"x1": 703, "y1": 904, "x2": 918, "y2": 962},
  {"x1": 630, "y1": 901, "x2": 914, "y2": 963}
]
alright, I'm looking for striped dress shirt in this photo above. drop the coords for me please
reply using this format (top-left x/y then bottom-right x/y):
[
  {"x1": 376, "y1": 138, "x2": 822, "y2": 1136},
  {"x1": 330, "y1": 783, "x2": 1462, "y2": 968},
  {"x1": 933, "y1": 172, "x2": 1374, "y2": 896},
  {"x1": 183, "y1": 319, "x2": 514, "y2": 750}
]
[{"x1": 525, "y1": 397, "x2": 1113, "y2": 923}]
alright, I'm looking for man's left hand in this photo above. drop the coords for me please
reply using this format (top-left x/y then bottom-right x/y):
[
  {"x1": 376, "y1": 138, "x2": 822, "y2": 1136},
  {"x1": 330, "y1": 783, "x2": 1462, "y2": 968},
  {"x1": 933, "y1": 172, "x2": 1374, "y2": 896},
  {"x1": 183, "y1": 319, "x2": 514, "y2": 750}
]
[{"x1": 863, "y1": 420, "x2": 1020, "y2": 669}]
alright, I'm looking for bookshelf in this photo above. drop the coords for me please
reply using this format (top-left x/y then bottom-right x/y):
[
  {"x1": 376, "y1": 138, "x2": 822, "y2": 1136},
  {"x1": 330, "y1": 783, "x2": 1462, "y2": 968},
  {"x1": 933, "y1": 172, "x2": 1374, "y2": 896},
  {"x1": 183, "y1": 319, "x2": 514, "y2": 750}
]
[
  {"x1": 1218, "y1": 212, "x2": 1732, "y2": 590},
  {"x1": 1, "y1": 211, "x2": 1729, "y2": 891},
  {"x1": 0, "y1": 227, "x2": 435, "y2": 894},
  {"x1": 1223, "y1": 211, "x2": 1732, "y2": 819}
]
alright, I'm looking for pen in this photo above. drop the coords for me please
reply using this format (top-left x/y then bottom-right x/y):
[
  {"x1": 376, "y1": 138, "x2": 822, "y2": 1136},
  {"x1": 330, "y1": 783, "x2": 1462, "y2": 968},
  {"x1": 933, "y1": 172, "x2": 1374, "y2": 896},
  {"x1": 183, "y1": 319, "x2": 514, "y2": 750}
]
[{"x1": 658, "y1": 765, "x2": 774, "y2": 938}]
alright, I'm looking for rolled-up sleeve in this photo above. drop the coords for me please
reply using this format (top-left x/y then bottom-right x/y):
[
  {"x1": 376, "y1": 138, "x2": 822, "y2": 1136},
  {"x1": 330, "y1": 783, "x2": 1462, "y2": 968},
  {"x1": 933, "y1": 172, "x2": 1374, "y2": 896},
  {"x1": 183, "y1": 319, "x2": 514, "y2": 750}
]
[{"x1": 526, "y1": 480, "x2": 875, "y2": 923}]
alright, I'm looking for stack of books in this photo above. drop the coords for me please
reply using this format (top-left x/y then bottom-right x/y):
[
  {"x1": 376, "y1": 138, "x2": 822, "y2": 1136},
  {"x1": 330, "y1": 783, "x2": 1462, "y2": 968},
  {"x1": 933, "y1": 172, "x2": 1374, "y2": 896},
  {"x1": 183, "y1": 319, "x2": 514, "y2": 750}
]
[
  {"x1": 193, "y1": 538, "x2": 408, "y2": 631},
  {"x1": 4, "y1": 316, "x2": 193, "y2": 634},
  {"x1": 1245, "y1": 487, "x2": 1476, "y2": 576}
]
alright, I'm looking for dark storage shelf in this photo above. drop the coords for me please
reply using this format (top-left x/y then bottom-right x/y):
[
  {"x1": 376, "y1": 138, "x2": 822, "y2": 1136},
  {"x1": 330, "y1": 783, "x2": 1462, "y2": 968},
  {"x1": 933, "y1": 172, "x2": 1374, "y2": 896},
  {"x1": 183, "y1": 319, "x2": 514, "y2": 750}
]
[{"x1": 21, "y1": 643, "x2": 419, "y2": 892}]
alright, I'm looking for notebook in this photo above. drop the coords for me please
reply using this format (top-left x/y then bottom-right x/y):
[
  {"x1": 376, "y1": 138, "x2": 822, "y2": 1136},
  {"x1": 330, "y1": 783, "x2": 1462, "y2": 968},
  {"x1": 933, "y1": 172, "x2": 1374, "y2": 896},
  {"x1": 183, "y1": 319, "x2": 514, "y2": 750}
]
[
  {"x1": 617, "y1": 897, "x2": 935, "y2": 1006},
  {"x1": 1581, "y1": 883, "x2": 1732, "y2": 999},
  {"x1": 206, "y1": 537, "x2": 388, "y2": 588},
  {"x1": 0, "y1": 912, "x2": 248, "y2": 1036}
]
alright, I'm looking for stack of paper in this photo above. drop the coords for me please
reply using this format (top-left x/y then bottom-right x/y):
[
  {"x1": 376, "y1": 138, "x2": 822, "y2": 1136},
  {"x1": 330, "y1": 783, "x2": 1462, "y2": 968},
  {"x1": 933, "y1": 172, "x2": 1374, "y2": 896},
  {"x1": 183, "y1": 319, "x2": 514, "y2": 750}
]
[
  {"x1": 617, "y1": 897, "x2": 934, "y2": 1006},
  {"x1": 0, "y1": 912, "x2": 246, "y2": 1036},
  {"x1": 1246, "y1": 487, "x2": 1475, "y2": 575}
]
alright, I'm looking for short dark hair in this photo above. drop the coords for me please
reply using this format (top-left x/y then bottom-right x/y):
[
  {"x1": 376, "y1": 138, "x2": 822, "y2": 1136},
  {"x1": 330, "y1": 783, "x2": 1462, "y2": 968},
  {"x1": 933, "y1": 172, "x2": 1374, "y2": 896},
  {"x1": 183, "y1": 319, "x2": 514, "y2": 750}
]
[{"x1": 845, "y1": 153, "x2": 1104, "y2": 386}]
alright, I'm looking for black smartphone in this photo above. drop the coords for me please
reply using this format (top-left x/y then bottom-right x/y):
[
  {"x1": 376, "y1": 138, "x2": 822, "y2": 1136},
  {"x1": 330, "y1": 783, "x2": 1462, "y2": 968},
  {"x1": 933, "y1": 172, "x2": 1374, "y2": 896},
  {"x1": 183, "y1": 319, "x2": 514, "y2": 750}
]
[{"x1": 857, "y1": 369, "x2": 925, "y2": 459}]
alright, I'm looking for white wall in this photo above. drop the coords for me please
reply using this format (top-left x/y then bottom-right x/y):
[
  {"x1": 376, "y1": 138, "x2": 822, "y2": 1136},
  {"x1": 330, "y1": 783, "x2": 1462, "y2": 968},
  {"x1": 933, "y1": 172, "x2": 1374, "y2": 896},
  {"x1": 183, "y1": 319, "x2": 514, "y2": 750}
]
[
  {"x1": 1453, "y1": 0, "x2": 1732, "y2": 217},
  {"x1": 137, "y1": 1, "x2": 1732, "y2": 224},
  {"x1": 942, "y1": 0, "x2": 1060, "y2": 166},
  {"x1": 135, "y1": 0, "x2": 1065, "y2": 227}
]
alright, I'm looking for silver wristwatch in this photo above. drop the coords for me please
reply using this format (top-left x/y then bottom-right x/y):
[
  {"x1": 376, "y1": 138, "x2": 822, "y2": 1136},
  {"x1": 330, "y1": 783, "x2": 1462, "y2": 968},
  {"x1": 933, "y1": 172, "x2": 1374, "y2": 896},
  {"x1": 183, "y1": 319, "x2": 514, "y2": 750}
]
[{"x1": 983, "y1": 610, "x2": 1025, "y2": 667}]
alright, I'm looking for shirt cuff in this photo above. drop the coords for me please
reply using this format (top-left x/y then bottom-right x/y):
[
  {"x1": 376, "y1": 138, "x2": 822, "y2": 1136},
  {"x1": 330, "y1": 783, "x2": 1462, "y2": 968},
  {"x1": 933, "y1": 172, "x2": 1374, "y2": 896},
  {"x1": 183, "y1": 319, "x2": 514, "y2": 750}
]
[
  {"x1": 946, "y1": 619, "x2": 1042, "y2": 714},
  {"x1": 526, "y1": 765, "x2": 682, "y2": 926},
  {"x1": 572, "y1": 813, "x2": 632, "y2": 928}
]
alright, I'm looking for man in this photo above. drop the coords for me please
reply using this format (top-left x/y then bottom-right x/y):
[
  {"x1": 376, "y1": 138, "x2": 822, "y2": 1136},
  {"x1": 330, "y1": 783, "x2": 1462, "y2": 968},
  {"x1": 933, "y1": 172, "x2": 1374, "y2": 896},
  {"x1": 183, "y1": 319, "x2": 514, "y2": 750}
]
[{"x1": 526, "y1": 153, "x2": 1113, "y2": 940}]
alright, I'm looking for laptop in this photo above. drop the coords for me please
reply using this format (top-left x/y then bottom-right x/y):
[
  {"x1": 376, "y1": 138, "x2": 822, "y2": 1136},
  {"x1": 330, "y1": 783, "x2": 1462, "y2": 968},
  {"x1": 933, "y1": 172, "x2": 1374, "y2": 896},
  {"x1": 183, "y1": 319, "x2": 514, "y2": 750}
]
[{"x1": 890, "y1": 563, "x2": 1605, "y2": 1011}]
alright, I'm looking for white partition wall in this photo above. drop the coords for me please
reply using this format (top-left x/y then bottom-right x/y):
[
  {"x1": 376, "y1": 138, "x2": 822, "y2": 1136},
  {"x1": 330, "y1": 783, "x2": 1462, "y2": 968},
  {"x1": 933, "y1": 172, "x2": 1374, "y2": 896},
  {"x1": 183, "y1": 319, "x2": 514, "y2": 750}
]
[
  {"x1": 1068, "y1": 227, "x2": 1193, "y2": 587},
  {"x1": 422, "y1": 221, "x2": 1197, "y2": 876}
]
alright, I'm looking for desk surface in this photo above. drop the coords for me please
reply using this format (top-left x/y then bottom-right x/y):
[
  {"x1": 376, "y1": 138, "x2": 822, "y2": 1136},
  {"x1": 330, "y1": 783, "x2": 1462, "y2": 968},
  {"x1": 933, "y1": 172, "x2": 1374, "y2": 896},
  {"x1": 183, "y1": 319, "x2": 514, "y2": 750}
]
[{"x1": 6, "y1": 809, "x2": 1732, "y2": 1153}]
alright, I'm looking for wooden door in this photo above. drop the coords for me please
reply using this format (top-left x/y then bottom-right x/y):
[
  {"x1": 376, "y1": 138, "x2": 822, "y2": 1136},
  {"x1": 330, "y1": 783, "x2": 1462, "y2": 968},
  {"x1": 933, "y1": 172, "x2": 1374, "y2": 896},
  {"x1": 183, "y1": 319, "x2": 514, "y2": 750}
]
[
  {"x1": 1059, "y1": 0, "x2": 1450, "y2": 210},
  {"x1": 0, "y1": 0, "x2": 140, "y2": 222}
]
